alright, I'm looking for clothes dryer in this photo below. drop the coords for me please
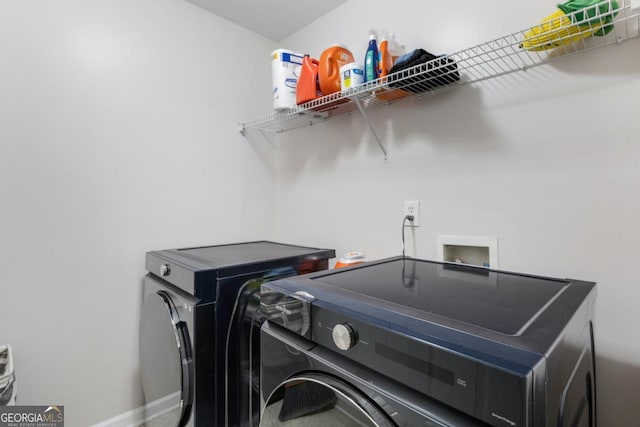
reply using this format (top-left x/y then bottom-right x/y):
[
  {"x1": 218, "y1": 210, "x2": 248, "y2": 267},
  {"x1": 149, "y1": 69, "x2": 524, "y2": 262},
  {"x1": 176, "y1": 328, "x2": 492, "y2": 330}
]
[{"x1": 140, "y1": 241, "x2": 335, "y2": 427}]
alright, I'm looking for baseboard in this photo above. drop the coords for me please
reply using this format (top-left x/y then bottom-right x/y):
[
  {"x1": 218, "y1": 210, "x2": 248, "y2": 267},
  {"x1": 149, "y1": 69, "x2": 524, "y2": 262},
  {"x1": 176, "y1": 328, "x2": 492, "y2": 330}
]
[
  {"x1": 91, "y1": 392, "x2": 181, "y2": 427},
  {"x1": 91, "y1": 405, "x2": 145, "y2": 427}
]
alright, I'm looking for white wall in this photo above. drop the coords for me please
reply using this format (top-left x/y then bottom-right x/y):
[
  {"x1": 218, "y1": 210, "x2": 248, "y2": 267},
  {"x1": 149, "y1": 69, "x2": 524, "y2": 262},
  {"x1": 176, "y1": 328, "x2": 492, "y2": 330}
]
[
  {"x1": 272, "y1": 0, "x2": 640, "y2": 425},
  {"x1": 0, "y1": 0, "x2": 275, "y2": 425}
]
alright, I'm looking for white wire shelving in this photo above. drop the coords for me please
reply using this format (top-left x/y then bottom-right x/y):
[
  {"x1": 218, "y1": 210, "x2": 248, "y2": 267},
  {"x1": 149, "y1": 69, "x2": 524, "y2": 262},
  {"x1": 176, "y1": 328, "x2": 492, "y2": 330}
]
[{"x1": 239, "y1": 1, "x2": 639, "y2": 157}]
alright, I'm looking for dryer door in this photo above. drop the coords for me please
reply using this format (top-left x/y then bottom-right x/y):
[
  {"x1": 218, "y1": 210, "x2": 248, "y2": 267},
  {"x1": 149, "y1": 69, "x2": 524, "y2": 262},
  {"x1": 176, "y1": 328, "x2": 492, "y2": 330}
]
[
  {"x1": 260, "y1": 374, "x2": 396, "y2": 427},
  {"x1": 140, "y1": 290, "x2": 194, "y2": 427}
]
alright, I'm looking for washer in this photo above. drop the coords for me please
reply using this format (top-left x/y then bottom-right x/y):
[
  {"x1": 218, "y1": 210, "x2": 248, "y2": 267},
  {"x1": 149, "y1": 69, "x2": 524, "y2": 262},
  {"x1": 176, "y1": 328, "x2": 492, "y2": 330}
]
[
  {"x1": 259, "y1": 257, "x2": 597, "y2": 427},
  {"x1": 260, "y1": 322, "x2": 485, "y2": 427},
  {"x1": 139, "y1": 241, "x2": 335, "y2": 427}
]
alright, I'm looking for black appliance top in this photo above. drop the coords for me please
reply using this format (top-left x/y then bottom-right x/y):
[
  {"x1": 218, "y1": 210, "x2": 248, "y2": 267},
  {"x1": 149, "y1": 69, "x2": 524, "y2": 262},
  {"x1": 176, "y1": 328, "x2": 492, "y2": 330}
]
[
  {"x1": 150, "y1": 241, "x2": 333, "y2": 271},
  {"x1": 265, "y1": 257, "x2": 595, "y2": 355},
  {"x1": 146, "y1": 241, "x2": 335, "y2": 300},
  {"x1": 312, "y1": 258, "x2": 568, "y2": 336},
  {"x1": 173, "y1": 241, "x2": 333, "y2": 269}
]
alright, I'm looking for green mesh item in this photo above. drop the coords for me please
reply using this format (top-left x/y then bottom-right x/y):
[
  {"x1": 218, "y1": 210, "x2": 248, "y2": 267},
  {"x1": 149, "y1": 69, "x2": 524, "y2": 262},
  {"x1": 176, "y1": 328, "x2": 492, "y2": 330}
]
[{"x1": 557, "y1": 0, "x2": 620, "y2": 36}]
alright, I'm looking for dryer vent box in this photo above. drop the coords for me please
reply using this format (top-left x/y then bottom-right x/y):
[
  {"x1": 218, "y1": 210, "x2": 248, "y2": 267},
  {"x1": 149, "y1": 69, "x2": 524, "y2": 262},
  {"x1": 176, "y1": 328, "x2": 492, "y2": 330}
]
[{"x1": 437, "y1": 235, "x2": 498, "y2": 268}]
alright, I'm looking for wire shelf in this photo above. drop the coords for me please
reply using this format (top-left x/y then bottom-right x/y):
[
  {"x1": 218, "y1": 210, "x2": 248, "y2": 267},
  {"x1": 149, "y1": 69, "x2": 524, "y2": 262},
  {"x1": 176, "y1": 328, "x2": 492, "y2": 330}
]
[{"x1": 239, "y1": 1, "x2": 639, "y2": 134}]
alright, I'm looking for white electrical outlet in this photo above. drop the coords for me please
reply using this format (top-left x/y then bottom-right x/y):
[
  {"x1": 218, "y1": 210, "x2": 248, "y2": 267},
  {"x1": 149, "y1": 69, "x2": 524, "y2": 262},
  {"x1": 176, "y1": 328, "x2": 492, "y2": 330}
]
[{"x1": 404, "y1": 200, "x2": 420, "y2": 227}]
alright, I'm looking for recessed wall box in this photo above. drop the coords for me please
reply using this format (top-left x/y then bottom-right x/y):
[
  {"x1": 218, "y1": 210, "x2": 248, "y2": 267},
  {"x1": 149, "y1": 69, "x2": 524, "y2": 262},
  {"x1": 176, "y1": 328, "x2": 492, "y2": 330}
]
[{"x1": 437, "y1": 235, "x2": 498, "y2": 268}]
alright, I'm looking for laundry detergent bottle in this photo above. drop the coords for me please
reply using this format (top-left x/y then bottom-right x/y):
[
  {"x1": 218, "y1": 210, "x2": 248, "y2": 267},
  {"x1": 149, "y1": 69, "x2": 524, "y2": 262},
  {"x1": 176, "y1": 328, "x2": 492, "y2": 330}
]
[
  {"x1": 364, "y1": 33, "x2": 379, "y2": 82},
  {"x1": 296, "y1": 54, "x2": 321, "y2": 105},
  {"x1": 318, "y1": 44, "x2": 354, "y2": 95}
]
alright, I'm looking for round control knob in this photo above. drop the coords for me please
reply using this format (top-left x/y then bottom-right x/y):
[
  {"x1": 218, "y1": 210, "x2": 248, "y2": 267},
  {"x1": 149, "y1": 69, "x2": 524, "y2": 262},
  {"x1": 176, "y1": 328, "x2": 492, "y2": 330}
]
[
  {"x1": 160, "y1": 264, "x2": 171, "y2": 277},
  {"x1": 332, "y1": 323, "x2": 358, "y2": 351}
]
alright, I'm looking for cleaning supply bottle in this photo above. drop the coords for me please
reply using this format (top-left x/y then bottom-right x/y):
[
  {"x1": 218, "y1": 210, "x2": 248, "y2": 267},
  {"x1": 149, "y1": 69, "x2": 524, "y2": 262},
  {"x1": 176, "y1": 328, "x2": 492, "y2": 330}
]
[
  {"x1": 373, "y1": 30, "x2": 408, "y2": 101},
  {"x1": 378, "y1": 35, "x2": 392, "y2": 78},
  {"x1": 388, "y1": 32, "x2": 406, "y2": 64},
  {"x1": 364, "y1": 32, "x2": 379, "y2": 82},
  {"x1": 296, "y1": 54, "x2": 321, "y2": 105}
]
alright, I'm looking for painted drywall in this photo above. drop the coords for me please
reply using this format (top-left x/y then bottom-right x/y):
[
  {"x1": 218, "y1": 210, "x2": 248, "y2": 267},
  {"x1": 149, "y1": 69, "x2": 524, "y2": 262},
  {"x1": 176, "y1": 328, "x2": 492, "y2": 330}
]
[
  {"x1": 271, "y1": 0, "x2": 640, "y2": 424},
  {"x1": 0, "y1": 0, "x2": 276, "y2": 425}
]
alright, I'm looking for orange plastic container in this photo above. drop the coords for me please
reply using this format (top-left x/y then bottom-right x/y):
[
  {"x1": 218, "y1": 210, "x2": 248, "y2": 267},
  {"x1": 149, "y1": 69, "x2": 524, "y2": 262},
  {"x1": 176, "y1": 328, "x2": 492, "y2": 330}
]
[
  {"x1": 378, "y1": 39, "x2": 393, "y2": 78},
  {"x1": 318, "y1": 45, "x2": 354, "y2": 95},
  {"x1": 296, "y1": 55, "x2": 321, "y2": 105},
  {"x1": 375, "y1": 39, "x2": 408, "y2": 101},
  {"x1": 375, "y1": 87, "x2": 409, "y2": 101},
  {"x1": 334, "y1": 252, "x2": 367, "y2": 269}
]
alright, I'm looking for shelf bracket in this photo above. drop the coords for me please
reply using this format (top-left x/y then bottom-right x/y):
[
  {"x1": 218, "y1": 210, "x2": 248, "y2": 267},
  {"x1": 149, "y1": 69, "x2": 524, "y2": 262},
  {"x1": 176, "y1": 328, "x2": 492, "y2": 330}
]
[{"x1": 353, "y1": 97, "x2": 387, "y2": 160}]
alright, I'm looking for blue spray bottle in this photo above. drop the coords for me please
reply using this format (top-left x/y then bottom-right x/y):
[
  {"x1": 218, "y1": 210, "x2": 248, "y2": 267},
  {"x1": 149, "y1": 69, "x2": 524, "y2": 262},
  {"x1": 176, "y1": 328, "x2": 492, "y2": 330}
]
[{"x1": 364, "y1": 32, "x2": 379, "y2": 82}]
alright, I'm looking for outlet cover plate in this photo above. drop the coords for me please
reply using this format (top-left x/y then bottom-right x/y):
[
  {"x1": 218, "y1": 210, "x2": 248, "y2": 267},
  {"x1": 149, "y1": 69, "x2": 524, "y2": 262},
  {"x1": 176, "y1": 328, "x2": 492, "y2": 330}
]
[{"x1": 404, "y1": 200, "x2": 420, "y2": 227}]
